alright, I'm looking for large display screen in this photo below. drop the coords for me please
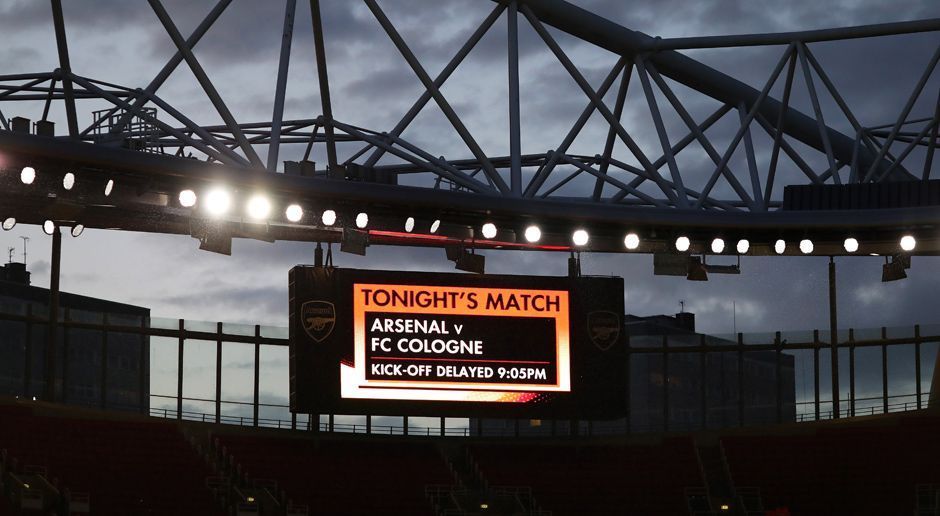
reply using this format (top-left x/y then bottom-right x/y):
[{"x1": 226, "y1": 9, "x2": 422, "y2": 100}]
[{"x1": 290, "y1": 267, "x2": 626, "y2": 418}]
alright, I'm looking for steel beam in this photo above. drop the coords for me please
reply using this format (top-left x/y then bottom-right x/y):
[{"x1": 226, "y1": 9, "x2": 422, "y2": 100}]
[
  {"x1": 268, "y1": 0, "x2": 297, "y2": 172},
  {"x1": 50, "y1": 0, "x2": 78, "y2": 138}
]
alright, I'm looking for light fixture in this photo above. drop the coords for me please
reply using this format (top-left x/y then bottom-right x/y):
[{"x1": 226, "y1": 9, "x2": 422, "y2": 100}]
[
  {"x1": 322, "y1": 209, "x2": 337, "y2": 226},
  {"x1": 430, "y1": 219, "x2": 441, "y2": 234},
  {"x1": 341, "y1": 227, "x2": 369, "y2": 256},
  {"x1": 62, "y1": 172, "x2": 75, "y2": 191},
  {"x1": 70, "y1": 225, "x2": 84, "y2": 238},
  {"x1": 205, "y1": 188, "x2": 231, "y2": 217},
  {"x1": 104, "y1": 179, "x2": 114, "y2": 197},
  {"x1": 285, "y1": 204, "x2": 303, "y2": 222},
  {"x1": 736, "y1": 239, "x2": 749, "y2": 254},
  {"x1": 882, "y1": 256, "x2": 907, "y2": 282},
  {"x1": 799, "y1": 239, "x2": 814, "y2": 254},
  {"x1": 246, "y1": 194, "x2": 272, "y2": 220},
  {"x1": 774, "y1": 239, "x2": 786, "y2": 255},
  {"x1": 2, "y1": 217, "x2": 14, "y2": 231},
  {"x1": 356, "y1": 212, "x2": 369, "y2": 229},
  {"x1": 711, "y1": 238, "x2": 725, "y2": 254},
  {"x1": 624, "y1": 232, "x2": 640, "y2": 250},
  {"x1": 572, "y1": 229, "x2": 589, "y2": 246},
  {"x1": 481, "y1": 222, "x2": 497, "y2": 239},
  {"x1": 900, "y1": 235, "x2": 916, "y2": 252},
  {"x1": 404, "y1": 217, "x2": 415, "y2": 233},
  {"x1": 20, "y1": 167, "x2": 35, "y2": 185},
  {"x1": 42, "y1": 220, "x2": 55, "y2": 235},
  {"x1": 179, "y1": 189, "x2": 197, "y2": 208},
  {"x1": 524, "y1": 225, "x2": 541, "y2": 243},
  {"x1": 844, "y1": 237, "x2": 859, "y2": 253},
  {"x1": 675, "y1": 236, "x2": 690, "y2": 252}
]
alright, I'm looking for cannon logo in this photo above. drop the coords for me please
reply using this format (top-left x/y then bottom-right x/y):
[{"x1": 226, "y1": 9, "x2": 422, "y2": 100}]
[
  {"x1": 587, "y1": 311, "x2": 620, "y2": 351},
  {"x1": 302, "y1": 301, "x2": 336, "y2": 342}
]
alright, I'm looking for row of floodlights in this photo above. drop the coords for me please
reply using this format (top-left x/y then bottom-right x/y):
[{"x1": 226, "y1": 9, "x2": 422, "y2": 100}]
[
  {"x1": 1, "y1": 217, "x2": 84, "y2": 237},
  {"x1": 19, "y1": 167, "x2": 114, "y2": 196}
]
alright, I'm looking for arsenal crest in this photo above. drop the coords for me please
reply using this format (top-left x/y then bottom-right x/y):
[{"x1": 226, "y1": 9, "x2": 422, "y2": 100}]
[
  {"x1": 302, "y1": 300, "x2": 336, "y2": 342},
  {"x1": 587, "y1": 311, "x2": 620, "y2": 351}
]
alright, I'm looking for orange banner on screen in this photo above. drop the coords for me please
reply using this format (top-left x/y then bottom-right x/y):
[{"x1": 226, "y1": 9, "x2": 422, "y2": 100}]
[{"x1": 342, "y1": 283, "x2": 571, "y2": 402}]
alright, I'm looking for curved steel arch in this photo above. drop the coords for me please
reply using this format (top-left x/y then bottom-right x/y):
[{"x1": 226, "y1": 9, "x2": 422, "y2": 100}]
[{"x1": 0, "y1": 0, "x2": 938, "y2": 255}]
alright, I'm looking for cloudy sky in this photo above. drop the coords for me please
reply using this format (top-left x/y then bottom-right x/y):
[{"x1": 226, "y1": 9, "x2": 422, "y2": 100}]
[{"x1": 1, "y1": 0, "x2": 938, "y2": 424}]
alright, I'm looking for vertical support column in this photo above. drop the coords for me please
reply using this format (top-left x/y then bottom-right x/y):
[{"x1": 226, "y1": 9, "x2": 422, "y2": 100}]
[
  {"x1": 849, "y1": 329, "x2": 856, "y2": 417},
  {"x1": 139, "y1": 317, "x2": 148, "y2": 414},
  {"x1": 775, "y1": 331, "x2": 782, "y2": 423},
  {"x1": 624, "y1": 335, "x2": 631, "y2": 433},
  {"x1": 914, "y1": 325, "x2": 922, "y2": 410},
  {"x1": 177, "y1": 318, "x2": 184, "y2": 420},
  {"x1": 50, "y1": 0, "x2": 79, "y2": 138},
  {"x1": 828, "y1": 257, "x2": 840, "y2": 418},
  {"x1": 440, "y1": 416, "x2": 445, "y2": 437},
  {"x1": 507, "y1": 0, "x2": 522, "y2": 195},
  {"x1": 267, "y1": 0, "x2": 297, "y2": 171},
  {"x1": 253, "y1": 324, "x2": 261, "y2": 427},
  {"x1": 62, "y1": 308, "x2": 70, "y2": 404},
  {"x1": 700, "y1": 334, "x2": 707, "y2": 430},
  {"x1": 292, "y1": 412, "x2": 297, "y2": 430},
  {"x1": 215, "y1": 322, "x2": 222, "y2": 424},
  {"x1": 813, "y1": 330, "x2": 821, "y2": 420},
  {"x1": 100, "y1": 313, "x2": 109, "y2": 409},
  {"x1": 44, "y1": 227, "x2": 62, "y2": 402},
  {"x1": 662, "y1": 334, "x2": 669, "y2": 432},
  {"x1": 402, "y1": 415, "x2": 408, "y2": 436},
  {"x1": 310, "y1": 0, "x2": 337, "y2": 171},
  {"x1": 24, "y1": 304, "x2": 32, "y2": 397},
  {"x1": 737, "y1": 333, "x2": 744, "y2": 427},
  {"x1": 881, "y1": 327, "x2": 889, "y2": 413},
  {"x1": 366, "y1": 415, "x2": 372, "y2": 434}
]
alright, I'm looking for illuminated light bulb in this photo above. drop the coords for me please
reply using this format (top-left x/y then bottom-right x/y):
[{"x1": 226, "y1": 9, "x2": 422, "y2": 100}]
[
  {"x1": 572, "y1": 229, "x2": 589, "y2": 246},
  {"x1": 285, "y1": 204, "x2": 303, "y2": 222},
  {"x1": 624, "y1": 233, "x2": 640, "y2": 250},
  {"x1": 843, "y1": 238, "x2": 859, "y2": 253},
  {"x1": 63, "y1": 172, "x2": 75, "y2": 191},
  {"x1": 2, "y1": 218, "x2": 15, "y2": 231},
  {"x1": 246, "y1": 195, "x2": 272, "y2": 220},
  {"x1": 204, "y1": 188, "x2": 231, "y2": 217},
  {"x1": 736, "y1": 239, "x2": 750, "y2": 254},
  {"x1": 404, "y1": 217, "x2": 415, "y2": 233},
  {"x1": 71, "y1": 225, "x2": 84, "y2": 238},
  {"x1": 524, "y1": 225, "x2": 541, "y2": 243},
  {"x1": 356, "y1": 212, "x2": 368, "y2": 229},
  {"x1": 900, "y1": 235, "x2": 916, "y2": 252},
  {"x1": 104, "y1": 179, "x2": 114, "y2": 197},
  {"x1": 20, "y1": 167, "x2": 35, "y2": 185},
  {"x1": 675, "y1": 236, "x2": 690, "y2": 252},
  {"x1": 430, "y1": 219, "x2": 441, "y2": 234},
  {"x1": 179, "y1": 189, "x2": 197, "y2": 208},
  {"x1": 321, "y1": 209, "x2": 337, "y2": 226},
  {"x1": 42, "y1": 220, "x2": 55, "y2": 235},
  {"x1": 799, "y1": 239, "x2": 814, "y2": 254},
  {"x1": 711, "y1": 238, "x2": 725, "y2": 254},
  {"x1": 481, "y1": 222, "x2": 497, "y2": 239},
  {"x1": 774, "y1": 239, "x2": 786, "y2": 255}
]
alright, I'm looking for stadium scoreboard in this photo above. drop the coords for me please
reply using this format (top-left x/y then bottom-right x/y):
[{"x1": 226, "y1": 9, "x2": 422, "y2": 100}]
[{"x1": 290, "y1": 267, "x2": 627, "y2": 418}]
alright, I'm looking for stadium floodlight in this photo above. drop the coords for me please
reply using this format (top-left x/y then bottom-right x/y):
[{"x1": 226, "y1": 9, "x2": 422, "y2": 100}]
[
  {"x1": 20, "y1": 167, "x2": 35, "y2": 185},
  {"x1": 62, "y1": 172, "x2": 75, "y2": 191},
  {"x1": 70, "y1": 225, "x2": 84, "y2": 238},
  {"x1": 882, "y1": 256, "x2": 907, "y2": 282},
  {"x1": 321, "y1": 209, "x2": 337, "y2": 226},
  {"x1": 624, "y1": 232, "x2": 640, "y2": 250},
  {"x1": 736, "y1": 239, "x2": 750, "y2": 254},
  {"x1": 675, "y1": 236, "x2": 690, "y2": 252},
  {"x1": 246, "y1": 194, "x2": 272, "y2": 220},
  {"x1": 2, "y1": 218, "x2": 14, "y2": 231},
  {"x1": 843, "y1": 237, "x2": 859, "y2": 253},
  {"x1": 481, "y1": 222, "x2": 497, "y2": 239},
  {"x1": 774, "y1": 239, "x2": 786, "y2": 255},
  {"x1": 404, "y1": 217, "x2": 415, "y2": 233},
  {"x1": 711, "y1": 238, "x2": 725, "y2": 254},
  {"x1": 104, "y1": 179, "x2": 114, "y2": 197},
  {"x1": 799, "y1": 239, "x2": 814, "y2": 254},
  {"x1": 42, "y1": 220, "x2": 55, "y2": 235},
  {"x1": 285, "y1": 204, "x2": 303, "y2": 222},
  {"x1": 572, "y1": 229, "x2": 589, "y2": 246},
  {"x1": 356, "y1": 212, "x2": 369, "y2": 229},
  {"x1": 205, "y1": 188, "x2": 231, "y2": 217},
  {"x1": 179, "y1": 189, "x2": 197, "y2": 208},
  {"x1": 430, "y1": 219, "x2": 441, "y2": 234},
  {"x1": 524, "y1": 225, "x2": 541, "y2": 243},
  {"x1": 900, "y1": 235, "x2": 916, "y2": 251}
]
